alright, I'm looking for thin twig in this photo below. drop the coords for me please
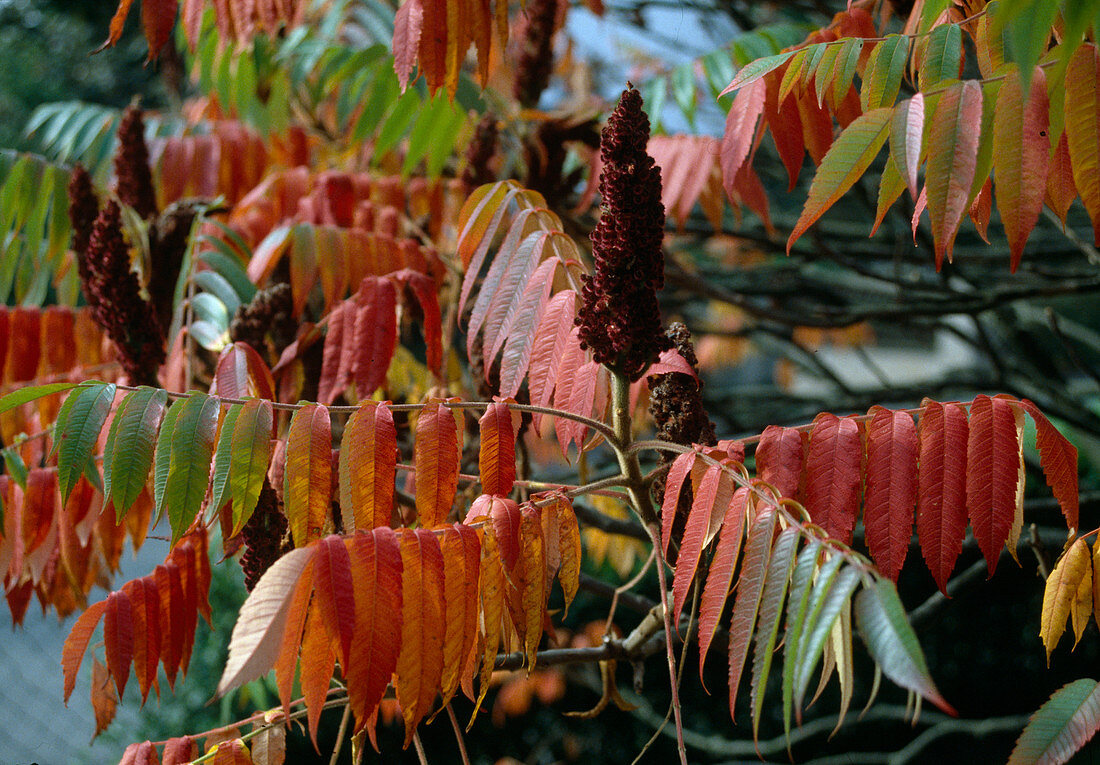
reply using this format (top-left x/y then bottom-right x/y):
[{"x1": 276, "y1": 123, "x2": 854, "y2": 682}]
[
  {"x1": 445, "y1": 704, "x2": 472, "y2": 765},
  {"x1": 413, "y1": 730, "x2": 430, "y2": 765},
  {"x1": 329, "y1": 703, "x2": 352, "y2": 765}
]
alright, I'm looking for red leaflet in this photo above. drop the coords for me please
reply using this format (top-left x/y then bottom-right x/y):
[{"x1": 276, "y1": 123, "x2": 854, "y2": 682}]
[
  {"x1": 212, "y1": 341, "x2": 276, "y2": 401},
  {"x1": 174, "y1": 546, "x2": 199, "y2": 674},
  {"x1": 862, "y1": 408, "x2": 918, "y2": 581},
  {"x1": 285, "y1": 403, "x2": 332, "y2": 547},
  {"x1": 414, "y1": 399, "x2": 461, "y2": 528},
  {"x1": 393, "y1": 0, "x2": 424, "y2": 90},
  {"x1": 557, "y1": 359, "x2": 604, "y2": 456},
  {"x1": 728, "y1": 509, "x2": 777, "y2": 720},
  {"x1": 418, "y1": 0, "x2": 447, "y2": 93},
  {"x1": 339, "y1": 401, "x2": 398, "y2": 531},
  {"x1": 698, "y1": 487, "x2": 750, "y2": 678},
  {"x1": 489, "y1": 496, "x2": 522, "y2": 573},
  {"x1": 123, "y1": 578, "x2": 160, "y2": 704},
  {"x1": 353, "y1": 277, "x2": 398, "y2": 399},
  {"x1": 765, "y1": 66, "x2": 807, "y2": 190},
  {"x1": 396, "y1": 529, "x2": 446, "y2": 746},
  {"x1": 345, "y1": 528, "x2": 403, "y2": 732},
  {"x1": 22, "y1": 468, "x2": 57, "y2": 558},
  {"x1": 63, "y1": 599, "x2": 108, "y2": 703},
  {"x1": 312, "y1": 535, "x2": 356, "y2": 669},
  {"x1": 155, "y1": 563, "x2": 184, "y2": 689},
  {"x1": 1046, "y1": 132, "x2": 1077, "y2": 226},
  {"x1": 9, "y1": 307, "x2": 40, "y2": 381},
  {"x1": 754, "y1": 425, "x2": 804, "y2": 500},
  {"x1": 673, "y1": 462, "x2": 734, "y2": 628},
  {"x1": 479, "y1": 401, "x2": 519, "y2": 496},
  {"x1": 660, "y1": 452, "x2": 696, "y2": 555},
  {"x1": 398, "y1": 270, "x2": 443, "y2": 376},
  {"x1": 1065, "y1": 44, "x2": 1100, "y2": 244},
  {"x1": 917, "y1": 400, "x2": 969, "y2": 594},
  {"x1": 162, "y1": 736, "x2": 198, "y2": 765},
  {"x1": 805, "y1": 414, "x2": 862, "y2": 544},
  {"x1": 317, "y1": 301, "x2": 349, "y2": 404},
  {"x1": 104, "y1": 590, "x2": 134, "y2": 699},
  {"x1": 527, "y1": 292, "x2": 578, "y2": 424},
  {"x1": 966, "y1": 395, "x2": 1021, "y2": 574},
  {"x1": 1020, "y1": 399, "x2": 1080, "y2": 530},
  {"x1": 720, "y1": 79, "x2": 766, "y2": 196},
  {"x1": 140, "y1": 0, "x2": 177, "y2": 60}
]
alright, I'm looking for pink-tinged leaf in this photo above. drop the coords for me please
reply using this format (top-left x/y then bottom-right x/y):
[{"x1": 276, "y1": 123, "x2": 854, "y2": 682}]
[
  {"x1": 217, "y1": 546, "x2": 315, "y2": 697},
  {"x1": 916, "y1": 400, "x2": 969, "y2": 594},
  {"x1": 862, "y1": 408, "x2": 918, "y2": 581},
  {"x1": 548, "y1": 328, "x2": 587, "y2": 447},
  {"x1": 660, "y1": 452, "x2": 697, "y2": 556},
  {"x1": 1020, "y1": 399, "x2": 1079, "y2": 531},
  {"x1": 318, "y1": 301, "x2": 350, "y2": 404},
  {"x1": 645, "y1": 349, "x2": 699, "y2": 381},
  {"x1": 1065, "y1": 44, "x2": 1100, "y2": 245},
  {"x1": 728, "y1": 509, "x2": 777, "y2": 721},
  {"x1": 497, "y1": 257, "x2": 559, "y2": 398},
  {"x1": 925, "y1": 80, "x2": 983, "y2": 268},
  {"x1": 1008, "y1": 678, "x2": 1100, "y2": 765},
  {"x1": 556, "y1": 359, "x2": 604, "y2": 456},
  {"x1": 805, "y1": 414, "x2": 863, "y2": 544},
  {"x1": 353, "y1": 277, "x2": 398, "y2": 399},
  {"x1": 787, "y1": 107, "x2": 892, "y2": 253},
  {"x1": 312, "y1": 535, "x2": 356, "y2": 669},
  {"x1": 104, "y1": 590, "x2": 134, "y2": 699},
  {"x1": 890, "y1": 94, "x2": 924, "y2": 199},
  {"x1": 396, "y1": 528, "x2": 446, "y2": 746},
  {"x1": 285, "y1": 404, "x2": 332, "y2": 547},
  {"x1": 1046, "y1": 132, "x2": 1077, "y2": 227},
  {"x1": 393, "y1": 0, "x2": 424, "y2": 90},
  {"x1": 755, "y1": 425, "x2": 804, "y2": 500},
  {"x1": 213, "y1": 341, "x2": 276, "y2": 401},
  {"x1": 340, "y1": 401, "x2": 398, "y2": 531},
  {"x1": 527, "y1": 292, "x2": 578, "y2": 427},
  {"x1": 966, "y1": 395, "x2": 1021, "y2": 574},
  {"x1": 63, "y1": 599, "x2": 108, "y2": 703},
  {"x1": 345, "y1": 528, "x2": 403, "y2": 732},
  {"x1": 698, "y1": 487, "x2": 750, "y2": 679},
  {"x1": 720, "y1": 79, "x2": 767, "y2": 197},
  {"x1": 994, "y1": 66, "x2": 1051, "y2": 272},
  {"x1": 482, "y1": 240, "x2": 565, "y2": 372},
  {"x1": 162, "y1": 735, "x2": 199, "y2": 764},
  {"x1": 479, "y1": 401, "x2": 519, "y2": 496},
  {"x1": 414, "y1": 399, "x2": 461, "y2": 528},
  {"x1": 673, "y1": 463, "x2": 734, "y2": 628}
]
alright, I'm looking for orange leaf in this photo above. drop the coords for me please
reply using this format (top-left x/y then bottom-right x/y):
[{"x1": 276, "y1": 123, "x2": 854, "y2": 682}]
[
  {"x1": 698, "y1": 487, "x2": 749, "y2": 680},
  {"x1": 312, "y1": 535, "x2": 356, "y2": 669},
  {"x1": 555, "y1": 497, "x2": 581, "y2": 614},
  {"x1": 97, "y1": 0, "x2": 136, "y2": 53},
  {"x1": 916, "y1": 400, "x2": 969, "y2": 594},
  {"x1": 805, "y1": 413, "x2": 862, "y2": 544},
  {"x1": 104, "y1": 589, "x2": 134, "y2": 699},
  {"x1": 345, "y1": 528, "x2": 403, "y2": 732},
  {"x1": 440, "y1": 524, "x2": 481, "y2": 704},
  {"x1": 396, "y1": 528, "x2": 446, "y2": 746},
  {"x1": 418, "y1": 0, "x2": 447, "y2": 93},
  {"x1": 275, "y1": 560, "x2": 314, "y2": 719},
  {"x1": 673, "y1": 461, "x2": 734, "y2": 627},
  {"x1": 123, "y1": 578, "x2": 161, "y2": 704},
  {"x1": 163, "y1": 736, "x2": 199, "y2": 764},
  {"x1": 154, "y1": 563, "x2": 183, "y2": 689},
  {"x1": 520, "y1": 506, "x2": 547, "y2": 663},
  {"x1": 1041, "y1": 538, "x2": 1092, "y2": 661},
  {"x1": 414, "y1": 399, "x2": 461, "y2": 528},
  {"x1": 1065, "y1": 44, "x2": 1100, "y2": 245},
  {"x1": 993, "y1": 66, "x2": 1050, "y2": 271},
  {"x1": 925, "y1": 80, "x2": 983, "y2": 268},
  {"x1": 300, "y1": 602, "x2": 336, "y2": 749},
  {"x1": 63, "y1": 599, "x2": 108, "y2": 703},
  {"x1": 475, "y1": 522, "x2": 506, "y2": 716},
  {"x1": 862, "y1": 408, "x2": 917, "y2": 581},
  {"x1": 210, "y1": 738, "x2": 254, "y2": 765},
  {"x1": 119, "y1": 740, "x2": 159, "y2": 764},
  {"x1": 285, "y1": 403, "x2": 332, "y2": 547},
  {"x1": 91, "y1": 656, "x2": 119, "y2": 738},
  {"x1": 1045, "y1": 132, "x2": 1077, "y2": 226},
  {"x1": 339, "y1": 401, "x2": 397, "y2": 531},
  {"x1": 966, "y1": 395, "x2": 1020, "y2": 575},
  {"x1": 479, "y1": 401, "x2": 519, "y2": 496}
]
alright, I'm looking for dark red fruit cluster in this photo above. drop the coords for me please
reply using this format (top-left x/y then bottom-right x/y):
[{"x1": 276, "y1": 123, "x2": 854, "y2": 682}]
[
  {"x1": 114, "y1": 104, "x2": 158, "y2": 220},
  {"x1": 229, "y1": 282, "x2": 295, "y2": 363},
  {"x1": 239, "y1": 480, "x2": 289, "y2": 592},
  {"x1": 577, "y1": 87, "x2": 670, "y2": 381},
  {"x1": 462, "y1": 113, "x2": 499, "y2": 188},
  {"x1": 512, "y1": 0, "x2": 559, "y2": 108},
  {"x1": 83, "y1": 200, "x2": 165, "y2": 385}
]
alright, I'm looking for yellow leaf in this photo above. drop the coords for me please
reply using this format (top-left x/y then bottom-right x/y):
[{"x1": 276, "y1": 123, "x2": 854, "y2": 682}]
[
  {"x1": 1072, "y1": 554, "x2": 1093, "y2": 647},
  {"x1": 1040, "y1": 538, "x2": 1091, "y2": 662}
]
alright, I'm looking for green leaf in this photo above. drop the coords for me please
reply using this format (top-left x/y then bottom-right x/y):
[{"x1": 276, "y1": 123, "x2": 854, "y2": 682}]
[
  {"x1": 998, "y1": 0, "x2": 1059, "y2": 94},
  {"x1": 750, "y1": 526, "x2": 801, "y2": 739},
  {"x1": 0, "y1": 381, "x2": 80, "y2": 416},
  {"x1": 1010, "y1": 678, "x2": 1100, "y2": 765},
  {"x1": 3, "y1": 449, "x2": 27, "y2": 488},
  {"x1": 55, "y1": 383, "x2": 115, "y2": 505},
  {"x1": 154, "y1": 395, "x2": 185, "y2": 525},
  {"x1": 208, "y1": 403, "x2": 241, "y2": 523},
  {"x1": 793, "y1": 563, "x2": 861, "y2": 712},
  {"x1": 103, "y1": 387, "x2": 167, "y2": 520},
  {"x1": 832, "y1": 39, "x2": 862, "y2": 105},
  {"x1": 782, "y1": 541, "x2": 826, "y2": 738},
  {"x1": 230, "y1": 398, "x2": 274, "y2": 534},
  {"x1": 165, "y1": 392, "x2": 221, "y2": 543},
  {"x1": 672, "y1": 63, "x2": 697, "y2": 126},
  {"x1": 861, "y1": 35, "x2": 908, "y2": 111},
  {"x1": 719, "y1": 50, "x2": 799, "y2": 97},
  {"x1": 192, "y1": 270, "x2": 242, "y2": 317},
  {"x1": 919, "y1": 24, "x2": 962, "y2": 90},
  {"x1": 787, "y1": 107, "x2": 893, "y2": 253},
  {"x1": 855, "y1": 578, "x2": 955, "y2": 714},
  {"x1": 374, "y1": 87, "x2": 421, "y2": 158}
]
